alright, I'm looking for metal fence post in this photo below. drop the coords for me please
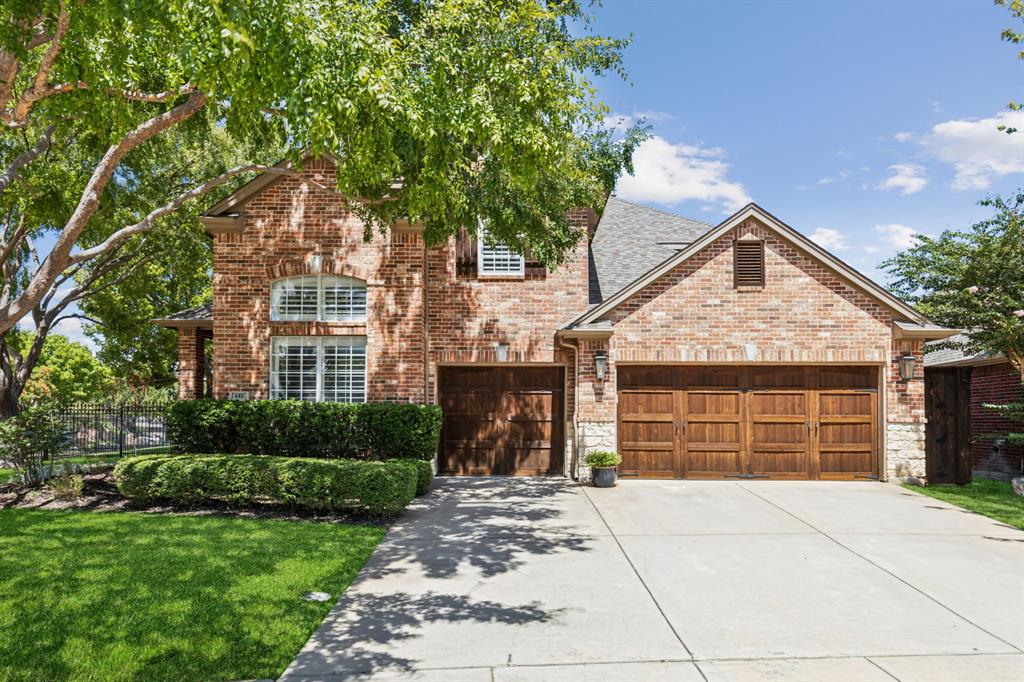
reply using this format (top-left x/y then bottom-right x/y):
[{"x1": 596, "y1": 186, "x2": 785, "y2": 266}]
[{"x1": 118, "y1": 403, "x2": 125, "y2": 459}]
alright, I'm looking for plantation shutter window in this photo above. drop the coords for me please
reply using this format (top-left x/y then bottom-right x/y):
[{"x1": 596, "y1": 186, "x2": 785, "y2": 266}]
[
  {"x1": 270, "y1": 336, "x2": 366, "y2": 402},
  {"x1": 734, "y1": 240, "x2": 766, "y2": 287},
  {"x1": 271, "y1": 275, "x2": 368, "y2": 322},
  {"x1": 477, "y1": 223, "x2": 525, "y2": 277}
]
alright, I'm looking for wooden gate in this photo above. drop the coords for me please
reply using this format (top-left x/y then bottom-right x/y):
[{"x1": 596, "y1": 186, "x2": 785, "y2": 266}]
[{"x1": 924, "y1": 367, "x2": 972, "y2": 484}]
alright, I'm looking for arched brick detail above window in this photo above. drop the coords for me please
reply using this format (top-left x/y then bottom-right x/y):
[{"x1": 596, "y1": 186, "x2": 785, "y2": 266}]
[{"x1": 266, "y1": 257, "x2": 374, "y2": 284}]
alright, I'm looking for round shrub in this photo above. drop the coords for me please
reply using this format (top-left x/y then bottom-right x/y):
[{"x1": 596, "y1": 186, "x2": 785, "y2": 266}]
[{"x1": 583, "y1": 450, "x2": 622, "y2": 469}]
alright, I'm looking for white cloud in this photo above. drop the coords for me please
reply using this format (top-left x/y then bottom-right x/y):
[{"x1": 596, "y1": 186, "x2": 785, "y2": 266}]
[
  {"x1": 817, "y1": 170, "x2": 850, "y2": 186},
  {"x1": 877, "y1": 163, "x2": 928, "y2": 195},
  {"x1": 808, "y1": 228, "x2": 848, "y2": 251},
  {"x1": 616, "y1": 136, "x2": 751, "y2": 212},
  {"x1": 602, "y1": 110, "x2": 674, "y2": 132},
  {"x1": 921, "y1": 110, "x2": 1024, "y2": 190},
  {"x1": 893, "y1": 132, "x2": 913, "y2": 143},
  {"x1": 874, "y1": 223, "x2": 919, "y2": 250}
]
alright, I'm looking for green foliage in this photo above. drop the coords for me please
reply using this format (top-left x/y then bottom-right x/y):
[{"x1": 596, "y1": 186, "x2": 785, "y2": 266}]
[
  {"x1": 996, "y1": 0, "x2": 1024, "y2": 131},
  {"x1": 114, "y1": 454, "x2": 418, "y2": 517},
  {"x1": 0, "y1": 403, "x2": 62, "y2": 485},
  {"x1": 165, "y1": 399, "x2": 443, "y2": 461},
  {"x1": 388, "y1": 457, "x2": 433, "y2": 496},
  {"x1": 0, "y1": 508, "x2": 383, "y2": 681},
  {"x1": 48, "y1": 473, "x2": 84, "y2": 500},
  {"x1": 981, "y1": 400, "x2": 1024, "y2": 446},
  {"x1": 584, "y1": 450, "x2": 622, "y2": 469},
  {"x1": 883, "y1": 192, "x2": 1024, "y2": 377},
  {"x1": 9, "y1": 332, "x2": 114, "y2": 404}
]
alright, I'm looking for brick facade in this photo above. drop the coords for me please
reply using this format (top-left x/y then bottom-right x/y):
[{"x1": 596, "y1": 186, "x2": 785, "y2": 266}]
[
  {"x1": 176, "y1": 163, "x2": 935, "y2": 482},
  {"x1": 970, "y1": 362, "x2": 1024, "y2": 478}
]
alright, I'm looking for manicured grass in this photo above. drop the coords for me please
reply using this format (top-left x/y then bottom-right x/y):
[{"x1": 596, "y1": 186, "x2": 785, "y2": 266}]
[
  {"x1": 0, "y1": 469, "x2": 12, "y2": 484},
  {"x1": 904, "y1": 478, "x2": 1024, "y2": 530},
  {"x1": 0, "y1": 508, "x2": 384, "y2": 681}
]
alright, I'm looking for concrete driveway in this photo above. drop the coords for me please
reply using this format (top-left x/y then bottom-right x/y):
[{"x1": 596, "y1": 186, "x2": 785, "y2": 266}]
[{"x1": 281, "y1": 478, "x2": 1024, "y2": 681}]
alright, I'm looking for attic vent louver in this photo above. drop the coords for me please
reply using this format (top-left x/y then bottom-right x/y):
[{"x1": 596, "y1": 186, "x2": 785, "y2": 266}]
[{"x1": 734, "y1": 240, "x2": 765, "y2": 287}]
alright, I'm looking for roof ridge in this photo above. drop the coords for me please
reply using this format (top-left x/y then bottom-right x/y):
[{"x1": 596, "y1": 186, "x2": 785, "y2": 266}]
[{"x1": 608, "y1": 195, "x2": 712, "y2": 227}]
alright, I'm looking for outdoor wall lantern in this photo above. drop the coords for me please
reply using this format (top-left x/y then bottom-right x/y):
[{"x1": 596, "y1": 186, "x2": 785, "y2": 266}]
[
  {"x1": 594, "y1": 349, "x2": 608, "y2": 380},
  {"x1": 897, "y1": 353, "x2": 917, "y2": 382},
  {"x1": 495, "y1": 342, "x2": 509, "y2": 362}
]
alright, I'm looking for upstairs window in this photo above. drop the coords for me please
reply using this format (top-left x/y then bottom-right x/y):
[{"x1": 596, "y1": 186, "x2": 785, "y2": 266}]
[
  {"x1": 734, "y1": 240, "x2": 765, "y2": 287},
  {"x1": 271, "y1": 275, "x2": 367, "y2": 322},
  {"x1": 477, "y1": 224, "x2": 525, "y2": 277}
]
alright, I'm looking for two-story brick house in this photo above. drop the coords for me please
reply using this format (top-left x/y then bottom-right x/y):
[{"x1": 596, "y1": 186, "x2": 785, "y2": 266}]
[{"x1": 155, "y1": 159, "x2": 955, "y2": 481}]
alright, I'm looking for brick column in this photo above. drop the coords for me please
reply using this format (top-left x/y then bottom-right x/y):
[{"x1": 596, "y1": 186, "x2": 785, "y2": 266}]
[{"x1": 177, "y1": 327, "x2": 206, "y2": 400}]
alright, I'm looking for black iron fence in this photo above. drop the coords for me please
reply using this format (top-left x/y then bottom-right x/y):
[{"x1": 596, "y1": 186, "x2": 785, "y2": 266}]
[{"x1": 54, "y1": 402, "x2": 173, "y2": 463}]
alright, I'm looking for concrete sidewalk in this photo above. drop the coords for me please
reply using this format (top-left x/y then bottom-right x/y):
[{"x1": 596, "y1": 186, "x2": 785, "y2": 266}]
[{"x1": 280, "y1": 478, "x2": 1024, "y2": 681}]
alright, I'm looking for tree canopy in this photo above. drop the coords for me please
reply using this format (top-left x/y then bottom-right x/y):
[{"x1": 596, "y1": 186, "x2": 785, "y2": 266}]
[
  {"x1": 883, "y1": 191, "x2": 1024, "y2": 378},
  {"x1": 0, "y1": 0, "x2": 643, "y2": 412},
  {"x1": 11, "y1": 332, "x2": 113, "y2": 403}
]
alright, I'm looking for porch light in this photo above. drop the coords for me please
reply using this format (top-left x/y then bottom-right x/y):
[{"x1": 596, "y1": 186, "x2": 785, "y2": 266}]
[
  {"x1": 594, "y1": 350, "x2": 608, "y2": 380},
  {"x1": 897, "y1": 353, "x2": 917, "y2": 382},
  {"x1": 495, "y1": 342, "x2": 509, "y2": 362}
]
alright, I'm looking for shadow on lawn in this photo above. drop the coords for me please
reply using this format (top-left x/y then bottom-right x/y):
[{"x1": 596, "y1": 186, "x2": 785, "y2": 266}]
[
  {"x1": 0, "y1": 509, "x2": 382, "y2": 681},
  {"x1": 283, "y1": 477, "x2": 593, "y2": 677}
]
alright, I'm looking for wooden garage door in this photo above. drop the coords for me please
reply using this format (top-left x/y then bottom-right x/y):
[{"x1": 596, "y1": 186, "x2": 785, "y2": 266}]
[
  {"x1": 438, "y1": 366, "x2": 564, "y2": 475},
  {"x1": 617, "y1": 365, "x2": 878, "y2": 480}
]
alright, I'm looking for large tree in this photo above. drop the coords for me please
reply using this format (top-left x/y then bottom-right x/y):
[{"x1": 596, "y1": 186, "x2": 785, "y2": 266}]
[
  {"x1": 0, "y1": 0, "x2": 643, "y2": 415},
  {"x1": 883, "y1": 192, "x2": 1024, "y2": 379}
]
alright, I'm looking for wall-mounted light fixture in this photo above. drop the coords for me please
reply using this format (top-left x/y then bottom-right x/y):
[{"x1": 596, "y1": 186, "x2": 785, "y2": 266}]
[
  {"x1": 495, "y1": 342, "x2": 509, "y2": 362},
  {"x1": 594, "y1": 349, "x2": 608, "y2": 380},
  {"x1": 897, "y1": 353, "x2": 917, "y2": 382}
]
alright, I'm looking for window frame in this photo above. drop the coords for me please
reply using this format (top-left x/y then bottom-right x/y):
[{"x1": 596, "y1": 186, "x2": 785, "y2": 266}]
[
  {"x1": 269, "y1": 336, "x2": 367, "y2": 403},
  {"x1": 476, "y1": 223, "x2": 525, "y2": 278},
  {"x1": 270, "y1": 275, "x2": 367, "y2": 322}
]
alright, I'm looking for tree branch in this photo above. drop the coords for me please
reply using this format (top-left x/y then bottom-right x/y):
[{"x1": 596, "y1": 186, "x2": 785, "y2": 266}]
[
  {"x1": 4, "y1": 1, "x2": 70, "y2": 128},
  {"x1": 68, "y1": 163, "x2": 340, "y2": 264},
  {"x1": 0, "y1": 90, "x2": 208, "y2": 335},
  {"x1": 0, "y1": 124, "x2": 54, "y2": 195}
]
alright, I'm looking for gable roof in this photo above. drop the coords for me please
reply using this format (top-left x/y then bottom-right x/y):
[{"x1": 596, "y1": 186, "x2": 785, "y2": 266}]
[
  {"x1": 589, "y1": 197, "x2": 711, "y2": 303},
  {"x1": 571, "y1": 202, "x2": 936, "y2": 328},
  {"x1": 924, "y1": 333, "x2": 1006, "y2": 368}
]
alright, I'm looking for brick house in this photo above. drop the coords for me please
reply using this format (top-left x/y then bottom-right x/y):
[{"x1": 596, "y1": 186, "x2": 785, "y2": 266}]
[
  {"x1": 155, "y1": 159, "x2": 955, "y2": 482},
  {"x1": 924, "y1": 339, "x2": 1023, "y2": 481}
]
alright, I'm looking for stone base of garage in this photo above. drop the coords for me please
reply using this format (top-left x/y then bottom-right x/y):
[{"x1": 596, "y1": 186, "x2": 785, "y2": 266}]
[{"x1": 573, "y1": 421, "x2": 616, "y2": 483}]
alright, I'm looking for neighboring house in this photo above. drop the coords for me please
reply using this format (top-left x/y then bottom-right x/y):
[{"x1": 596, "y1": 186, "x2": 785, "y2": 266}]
[
  {"x1": 925, "y1": 338, "x2": 1024, "y2": 481},
  {"x1": 154, "y1": 159, "x2": 955, "y2": 482}
]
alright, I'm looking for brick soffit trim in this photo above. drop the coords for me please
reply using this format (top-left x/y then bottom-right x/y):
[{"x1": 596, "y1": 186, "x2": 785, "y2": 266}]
[{"x1": 569, "y1": 202, "x2": 938, "y2": 330}]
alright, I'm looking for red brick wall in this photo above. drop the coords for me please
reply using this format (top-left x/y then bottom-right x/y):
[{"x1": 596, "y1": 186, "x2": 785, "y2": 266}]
[
  {"x1": 210, "y1": 160, "x2": 587, "y2": 405},
  {"x1": 577, "y1": 218, "x2": 915, "y2": 425},
  {"x1": 970, "y1": 362, "x2": 1024, "y2": 476}
]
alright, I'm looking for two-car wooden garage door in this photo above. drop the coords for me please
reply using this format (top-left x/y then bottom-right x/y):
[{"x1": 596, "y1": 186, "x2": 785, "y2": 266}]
[
  {"x1": 618, "y1": 365, "x2": 879, "y2": 480},
  {"x1": 438, "y1": 366, "x2": 564, "y2": 475}
]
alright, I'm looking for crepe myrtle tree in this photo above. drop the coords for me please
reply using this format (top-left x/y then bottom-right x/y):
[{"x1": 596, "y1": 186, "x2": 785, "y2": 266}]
[
  {"x1": 883, "y1": 191, "x2": 1024, "y2": 380},
  {"x1": 0, "y1": 0, "x2": 645, "y2": 416}
]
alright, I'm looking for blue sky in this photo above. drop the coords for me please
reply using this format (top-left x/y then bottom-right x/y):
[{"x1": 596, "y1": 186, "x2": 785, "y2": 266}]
[{"x1": 591, "y1": 0, "x2": 1024, "y2": 283}]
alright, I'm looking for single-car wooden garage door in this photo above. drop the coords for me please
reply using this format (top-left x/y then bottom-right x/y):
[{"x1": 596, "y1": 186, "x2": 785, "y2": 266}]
[
  {"x1": 617, "y1": 365, "x2": 878, "y2": 480},
  {"x1": 438, "y1": 366, "x2": 564, "y2": 475}
]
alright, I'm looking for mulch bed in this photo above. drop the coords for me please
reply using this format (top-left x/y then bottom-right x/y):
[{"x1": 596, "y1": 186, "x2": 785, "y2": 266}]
[{"x1": 0, "y1": 471, "x2": 379, "y2": 525}]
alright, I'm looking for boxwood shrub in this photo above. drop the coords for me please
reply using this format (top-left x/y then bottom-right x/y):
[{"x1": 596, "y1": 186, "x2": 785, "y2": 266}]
[
  {"x1": 166, "y1": 400, "x2": 442, "y2": 461},
  {"x1": 388, "y1": 458, "x2": 433, "y2": 496},
  {"x1": 114, "y1": 454, "x2": 418, "y2": 517}
]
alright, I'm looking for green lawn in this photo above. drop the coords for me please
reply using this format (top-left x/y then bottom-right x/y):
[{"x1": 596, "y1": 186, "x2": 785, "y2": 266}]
[
  {"x1": 904, "y1": 478, "x2": 1024, "y2": 530},
  {"x1": 0, "y1": 508, "x2": 384, "y2": 681}
]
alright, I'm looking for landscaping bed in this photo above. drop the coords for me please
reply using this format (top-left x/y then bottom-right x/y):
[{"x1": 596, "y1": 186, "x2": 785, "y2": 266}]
[
  {"x1": 903, "y1": 478, "x2": 1024, "y2": 530},
  {"x1": 0, "y1": 506, "x2": 384, "y2": 681}
]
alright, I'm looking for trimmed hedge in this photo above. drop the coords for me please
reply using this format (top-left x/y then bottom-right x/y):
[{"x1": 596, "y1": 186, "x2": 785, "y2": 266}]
[
  {"x1": 388, "y1": 458, "x2": 433, "y2": 496},
  {"x1": 114, "y1": 454, "x2": 418, "y2": 516},
  {"x1": 166, "y1": 400, "x2": 442, "y2": 461}
]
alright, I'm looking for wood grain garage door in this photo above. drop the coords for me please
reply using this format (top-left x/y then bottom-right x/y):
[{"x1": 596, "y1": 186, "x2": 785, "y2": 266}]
[
  {"x1": 617, "y1": 365, "x2": 878, "y2": 480},
  {"x1": 438, "y1": 366, "x2": 564, "y2": 476}
]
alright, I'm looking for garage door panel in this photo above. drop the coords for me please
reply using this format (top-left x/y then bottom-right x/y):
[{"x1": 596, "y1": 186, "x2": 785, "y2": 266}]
[
  {"x1": 439, "y1": 366, "x2": 563, "y2": 476},
  {"x1": 617, "y1": 365, "x2": 878, "y2": 481}
]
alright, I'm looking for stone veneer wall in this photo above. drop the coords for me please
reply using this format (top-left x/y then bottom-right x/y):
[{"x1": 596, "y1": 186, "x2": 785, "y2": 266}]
[
  {"x1": 575, "y1": 421, "x2": 616, "y2": 482},
  {"x1": 885, "y1": 422, "x2": 927, "y2": 481}
]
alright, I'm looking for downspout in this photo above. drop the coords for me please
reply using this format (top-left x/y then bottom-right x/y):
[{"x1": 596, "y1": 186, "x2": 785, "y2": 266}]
[
  {"x1": 422, "y1": 241, "x2": 430, "y2": 404},
  {"x1": 559, "y1": 335, "x2": 581, "y2": 482}
]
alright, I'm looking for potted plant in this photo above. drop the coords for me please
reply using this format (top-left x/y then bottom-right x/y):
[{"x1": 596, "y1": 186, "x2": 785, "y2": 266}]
[{"x1": 584, "y1": 450, "x2": 622, "y2": 488}]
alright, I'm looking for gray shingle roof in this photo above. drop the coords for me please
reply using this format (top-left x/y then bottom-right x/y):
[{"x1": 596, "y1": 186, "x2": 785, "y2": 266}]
[
  {"x1": 589, "y1": 197, "x2": 712, "y2": 303},
  {"x1": 152, "y1": 303, "x2": 213, "y2": 326},
  {"x1": 924, "y1": 333, "x2": 1005, "y2": 367}
]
